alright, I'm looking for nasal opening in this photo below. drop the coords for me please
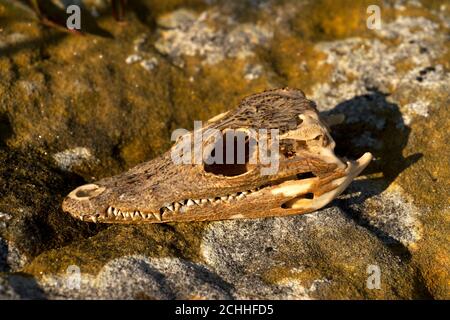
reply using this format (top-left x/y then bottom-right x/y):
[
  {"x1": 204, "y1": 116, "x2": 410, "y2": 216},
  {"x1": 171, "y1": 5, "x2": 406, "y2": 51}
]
[{"x1": 68, "y1": 184, "x2": 106, "y2": 201}]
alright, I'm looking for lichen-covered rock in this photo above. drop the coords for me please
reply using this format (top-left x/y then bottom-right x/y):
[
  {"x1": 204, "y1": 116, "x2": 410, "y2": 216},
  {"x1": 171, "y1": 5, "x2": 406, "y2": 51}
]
[
  {"x1": 33, "y1": 255, "x2": 232, "y2": 299},
  {"x1": 0, "y1": 0, "x2": 448, "y2": 299},
  {"x1": 154, "y1": 8, "x2": 273, "y2": 66},
  {"x1": 201, "y1": 207, "x2": 420, "y2": 299}
]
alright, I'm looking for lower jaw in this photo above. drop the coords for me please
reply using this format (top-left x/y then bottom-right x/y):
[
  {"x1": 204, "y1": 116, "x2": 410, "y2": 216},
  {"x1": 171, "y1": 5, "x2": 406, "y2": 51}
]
[{"x1": 274, "y1": 152, "x2": 373, "y2": 211}]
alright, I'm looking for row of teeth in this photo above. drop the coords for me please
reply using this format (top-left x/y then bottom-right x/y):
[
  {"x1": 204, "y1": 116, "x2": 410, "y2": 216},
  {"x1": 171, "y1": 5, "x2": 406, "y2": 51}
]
[
  {"x1": 160, "y1": 187, "x2": 263, "y2": 214},
  {"x1": 107, "y1": 207, "x2": 160, "y2": 221},
  {"x1": 82, "y1": 187, "x2": 264, "y2": 222},
  {"x1": 81, "y1": 207, "x2": 161, "y2": 223}
]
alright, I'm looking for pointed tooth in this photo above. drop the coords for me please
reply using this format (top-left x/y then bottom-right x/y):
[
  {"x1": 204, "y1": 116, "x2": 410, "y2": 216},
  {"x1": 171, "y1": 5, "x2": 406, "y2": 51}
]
[
  {"x1": 167, "y1": 204, "x2": 174, "y2": 212},
  {"x1": 154, "y1": 212, "x2": 162, "y2": 221},
  {"x1": 208, "y1": 198, "x2": 215, "y2": 202},
  {"x1": 146, "y1": 213, "x2": 152, "y2": 219},
  {"x1": 193, "y1": 199, "x2": 201, "y2": 205},
  {"x1": 237, "y1": 193, "x2": 245, "y2": 200},
  {"x1": 241, "y1": 191, "x2": 248, "y2": 195},
  {"x1": 228, "y1": 195, "x2": 235, "y2": 200},
  {"x1": 107, "y1": 207, "x2": 113, "y2": 215},
  {"x1": 186, "y1": 199, "x2": 195, "y2": 206},
  {"x1": 139, "y1": 212, "x2": 145, "y2": 219},
  {"x1": 221, "y1": 196, "x2": 227, "y2": 201},
  {"x1": 91, "y1": 215, "x2": 98, "y2": 223},
  {"x1": 174, "y1": 202, "x2": 181, "y2": 211},
  {"x1": 201, "y1": 199, "x2": 208, "y2": 205}
]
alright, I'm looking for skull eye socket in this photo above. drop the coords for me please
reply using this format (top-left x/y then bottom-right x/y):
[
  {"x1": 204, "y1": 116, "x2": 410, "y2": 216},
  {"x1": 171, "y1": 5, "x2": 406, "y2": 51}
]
[{"x1": 204, "y1": 132, "x2": 256, "y2": 177}]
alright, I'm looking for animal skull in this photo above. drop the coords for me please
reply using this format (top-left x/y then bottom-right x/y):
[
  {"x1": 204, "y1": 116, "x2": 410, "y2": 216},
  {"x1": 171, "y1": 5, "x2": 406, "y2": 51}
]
[{"x1": 62, "y1": 88, "x2": 372, "y2": 223}]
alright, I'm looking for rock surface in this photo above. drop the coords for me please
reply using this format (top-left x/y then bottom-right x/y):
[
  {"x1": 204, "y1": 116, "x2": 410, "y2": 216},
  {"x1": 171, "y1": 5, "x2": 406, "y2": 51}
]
[{"x1": 0, "y1": 0, "x2": 448, "y2": 299}]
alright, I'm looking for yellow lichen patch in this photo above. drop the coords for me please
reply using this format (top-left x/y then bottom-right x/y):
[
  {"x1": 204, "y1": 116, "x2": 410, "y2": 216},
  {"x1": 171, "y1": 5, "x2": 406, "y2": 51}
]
[
  {"x1": 145, "y1": 0, "x2": 207, "y2": 17},
  {"x1": 120, "y1": 139, "x2": 150, "y2": 167},
  {"x1": 169, "y1": 57, "x2": 269, "y2": 130},
  {"x1": 397, "y1": 98, "x2": 450, "y2": 299},
  {"x1": 263, "y1": 266, "x2": 322, "y2": 286},
  {"x1": 394, "y1": 58, "x2": 416, "y2": 75},
  {"x1": 261, "y1": 33, "x2": 333, "y2": 94},
  {"x1": 25, "y1": 221, "x2": 209, "y2": 277},
  {"x1": 412, "y1": 213, "x2": 450, "y2": 298},
  {"x1": 290, "y1": 0, "x2": 392, "y2": 42},
  {"x1": 435, "y1": 49, "x2": 450, "y2": 71}
]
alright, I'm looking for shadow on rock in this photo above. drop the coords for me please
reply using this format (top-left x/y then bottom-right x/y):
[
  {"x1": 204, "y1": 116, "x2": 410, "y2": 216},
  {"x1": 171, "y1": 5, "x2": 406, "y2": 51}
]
[
  {"x1": 0, "y1": 113, "x2": 13, "y2": 148},
  {"x1": 93, "y1": 255, "x2": 234, "y2": 299},
  {"x1": 2, "y1": 273, "x2": 47, "y2": 299},
  {"x1": 0, "y1": 32, "x2": 66, "y2": 57},
  {"x1": 31, "y1": 0, "x2": 113, "y2": 37},
  {"x1": 0, "y1": 147, "x2": 106, "y2": 262},
  {"x1": 322, "y1": 90, "x2": 423, "y2": 258},
  {"x1": 0, "y1": 238, "x2": 8, "y2": 272}
]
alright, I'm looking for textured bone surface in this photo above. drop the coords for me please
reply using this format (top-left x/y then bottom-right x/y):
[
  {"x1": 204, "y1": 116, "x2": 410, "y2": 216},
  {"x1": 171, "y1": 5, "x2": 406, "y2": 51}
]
[{"x1": 62, "y1": 88, "x2": 372, "y2": 223}]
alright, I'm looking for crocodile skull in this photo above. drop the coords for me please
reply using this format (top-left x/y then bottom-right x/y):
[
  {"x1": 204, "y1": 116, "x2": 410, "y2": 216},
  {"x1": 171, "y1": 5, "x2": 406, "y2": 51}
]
[{"x1": 62, "y1": 88, "x2": 372, "y2": 223}]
